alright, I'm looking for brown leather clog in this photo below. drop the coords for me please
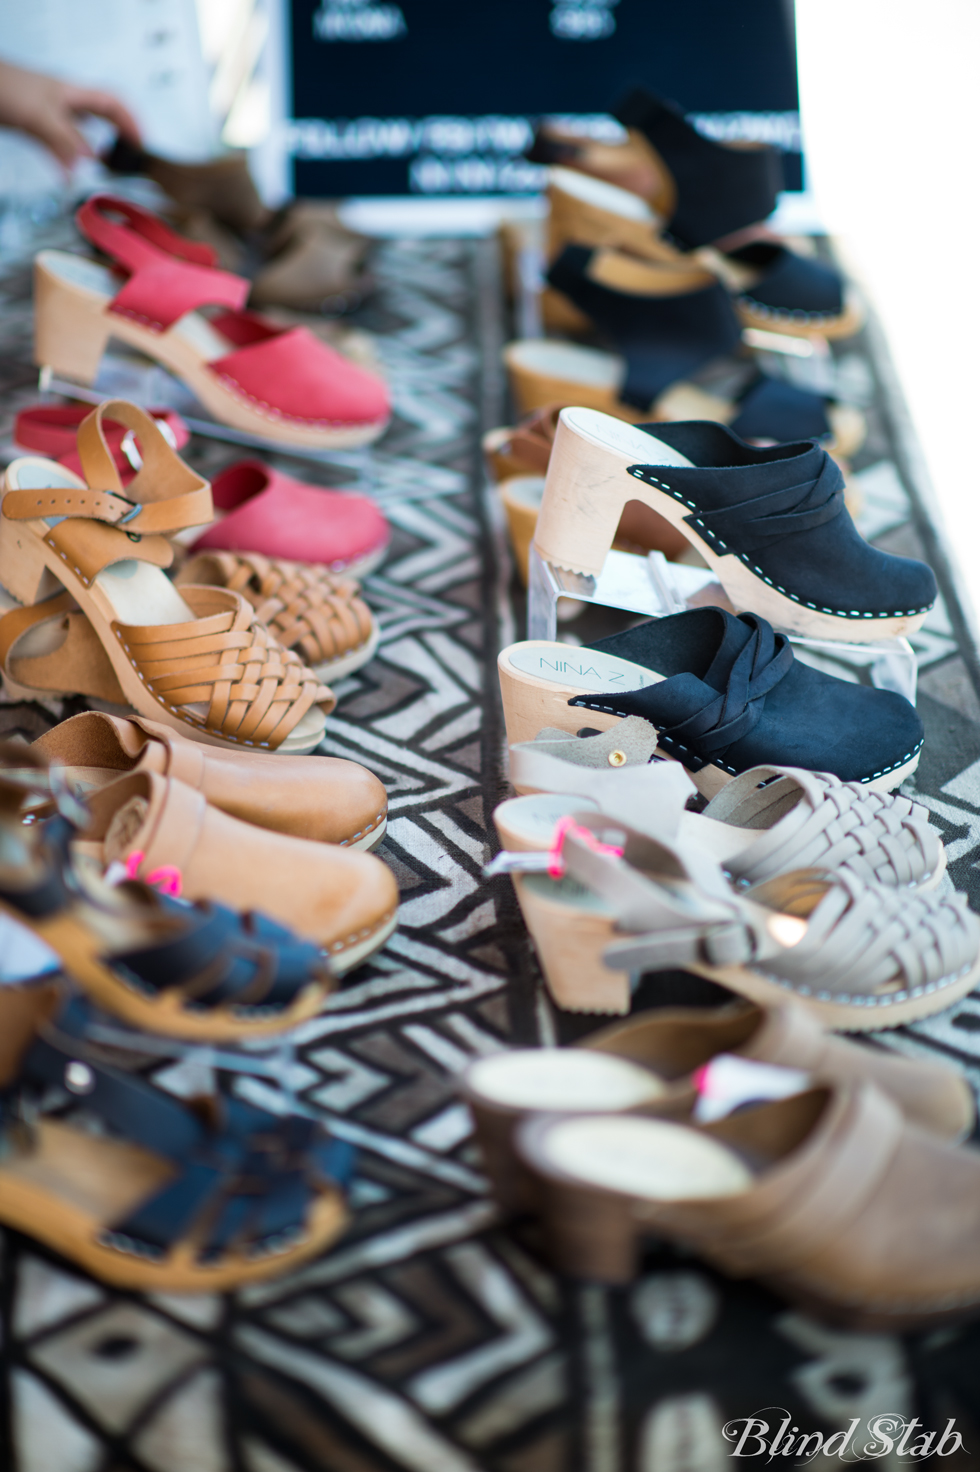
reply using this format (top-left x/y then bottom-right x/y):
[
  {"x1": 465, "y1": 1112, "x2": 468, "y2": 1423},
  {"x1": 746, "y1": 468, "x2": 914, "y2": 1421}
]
[{"x1": 33, "y1": 710, "x2": 387, "y2": 850}]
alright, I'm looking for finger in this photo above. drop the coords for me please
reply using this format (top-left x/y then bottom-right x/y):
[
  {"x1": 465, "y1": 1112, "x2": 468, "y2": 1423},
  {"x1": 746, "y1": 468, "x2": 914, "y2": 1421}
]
[
  {"x1": 26, "y1": 114, "x2": 91, "y2": 168},
  {"x1": 64, "y1": 86, "x2": 142, "y2": 144}
]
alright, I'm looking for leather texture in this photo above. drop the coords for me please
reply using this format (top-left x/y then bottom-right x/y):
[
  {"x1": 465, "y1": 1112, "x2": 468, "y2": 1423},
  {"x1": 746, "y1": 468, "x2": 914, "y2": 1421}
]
[
  {"x1": 0, "y1": 593, "x2": 125, "y2": 702},
  {"x1": 177, "y1": 552, "x2": 375, "y2": 671},
  {"x1": 577, "y1": 609, "x2": 924, "y2": 785},
  {"x1": 14, "y1": 404, "x2": 190, "y2": 485},
  {"x1": 33, "y1": 710, "x2": 387, "y2": 847},
  {"x1": 629, "y1": 421, "x2": 938, "y2": 621},
  {"x1": 79, "y1": 768, "x2": 398, "y2": 960},
  {"x1": 189, "y1": 459, "x2": 390, "y2": 570}
]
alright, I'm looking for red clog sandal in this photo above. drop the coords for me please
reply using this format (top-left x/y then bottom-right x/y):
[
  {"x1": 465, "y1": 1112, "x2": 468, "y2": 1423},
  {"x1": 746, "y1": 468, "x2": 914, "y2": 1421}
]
[
  {"x1": 33, "y1": 195, "x2": 390, "y2": 451},
  {"x1": 189, "y1": 459, "x2": 390, "y2": 575}
]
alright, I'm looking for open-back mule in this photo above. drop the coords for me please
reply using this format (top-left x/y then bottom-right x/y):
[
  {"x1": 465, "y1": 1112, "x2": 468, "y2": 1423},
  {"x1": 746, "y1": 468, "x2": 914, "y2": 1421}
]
[
  {"x1": 515, "y1": 1082, "x2": 980, "y2": 1330},
  {"x1": 459, "y1": 1000, "x2": 974, "y2": 1213},
  {"x1": 0, "y1": 983, "x2": 351, "y2": 1290},
  {"x1": 498, "y1": 609, "x2": 925, "y2": 795},
  {"x1": 0, "y1": 745, "x2": 336, "y2": 1040},
  {"x1": 500, "y1": 719, "x2": 944, "y2": 890},
  {"x1": 532, "y1": 408, "x2": 935, "y2": 642},
  {"x1": 176, "y1": 551, "x2": 380, "y2": 684},
  {"x1": 495, "y1": 811, "x2": 979, "y2": 1028},
  {"x1": 74, "y1": 767, "x2": 398, "y2": 971},
  {"x1": 34, "y1": 195, "x2": 390, "y2": 450},
  {"x1": 33, "y1": 710, "x2": 388, "y2": 850},
  {"x1": 0, "y1": 400, "x2": 331, "y2": 753}
]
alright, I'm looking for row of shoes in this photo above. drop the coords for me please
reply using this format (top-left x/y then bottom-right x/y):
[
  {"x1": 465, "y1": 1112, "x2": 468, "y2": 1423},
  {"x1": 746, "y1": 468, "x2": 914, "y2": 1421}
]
[
  {"x1": 0, "y1": 194, "x2": 404, "y2": 1287},
  {"x1": 464, "y1": 94, "x2": 980, "y2": 1328}
]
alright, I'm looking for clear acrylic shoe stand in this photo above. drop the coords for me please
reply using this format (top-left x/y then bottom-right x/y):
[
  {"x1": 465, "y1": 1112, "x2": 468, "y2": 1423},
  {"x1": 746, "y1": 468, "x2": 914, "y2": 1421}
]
[
  {"x1": 38, "y1": 354, "x2": 375, "y2": 490},
  {"x1": 527, "y1": 544, "x2": 918, "y2": 704}
]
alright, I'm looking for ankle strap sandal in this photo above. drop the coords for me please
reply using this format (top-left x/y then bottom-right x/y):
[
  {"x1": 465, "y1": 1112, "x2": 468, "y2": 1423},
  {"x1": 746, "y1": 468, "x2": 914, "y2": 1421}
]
[
  {"x1": 0, "y1": 400, "x2": 332, "y2": 753},
  {"x1": 497, "y1": 810, "x2": 980, "y2": 1029},
  {"x1": 0, "y1": 984, "x2": 352, "y2": 1290},
  {"x1": 0, "y1": 744, "x2": 334, "y2": 1040},
  {"x1": 503, "y1": 719, "x2": 945, "y2": 892},
  {"x1": 176, "y1": 551, "x2": 379, "y2": 683}
]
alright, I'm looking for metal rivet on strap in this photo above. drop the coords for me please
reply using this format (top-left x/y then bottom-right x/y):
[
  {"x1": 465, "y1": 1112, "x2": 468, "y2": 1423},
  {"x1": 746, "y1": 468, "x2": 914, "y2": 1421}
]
[
  {"x1": 607, "y1": 750, "x2": 627, "y2": 767},
  {"x1": 64, "y1": 1061, "x2": 95, "y2": 1094}
]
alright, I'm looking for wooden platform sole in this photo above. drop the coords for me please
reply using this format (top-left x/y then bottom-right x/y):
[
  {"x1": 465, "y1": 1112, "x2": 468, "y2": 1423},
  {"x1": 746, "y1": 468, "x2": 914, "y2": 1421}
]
[
  {"x1": 534, "y1": 408, "x2": 928, "y2": 643},
  {"x1": 736, "y1": 292, "x2": 865, "y2": 342}
]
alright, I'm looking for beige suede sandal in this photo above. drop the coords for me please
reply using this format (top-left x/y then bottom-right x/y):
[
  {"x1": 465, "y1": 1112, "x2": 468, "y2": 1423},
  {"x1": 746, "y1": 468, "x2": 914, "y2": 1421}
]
[
  {"x1": 32, "y1": 709, "x2": 387, "y2": 851},
  {"x1": 459, "y1": 1000, "x2": 975, "y2": 1214},
  {"x1": 500, "y1": 719, "x2": 945, "y2": 891},
  {"x1": 492, "y1": 810, "x2": 980, "y2": 1028},
  {"x1": 0, "y1": 401, "x2": 331, "y2": 753},
  {"x1": 74, "y1": 767, "x2": 398, "y2": 973},
  {"x1": 176, "y1": 550, "x2": 380, "y2": 683},
  {"x1": 0, "y1": 981, "x2": 350, "y2": 1291},
  {"x1": 516, "y1": 1083, "x2": 980, "y2": 1329}
]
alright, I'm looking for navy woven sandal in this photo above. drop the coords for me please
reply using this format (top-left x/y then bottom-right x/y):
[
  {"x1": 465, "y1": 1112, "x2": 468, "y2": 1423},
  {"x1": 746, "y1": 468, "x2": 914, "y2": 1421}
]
[
  {"x1": 534, "y1": 408, "x2": 936, "y2": 642},
  {"x1": 498, "y1": 607, "x2": 925, "y2": 796}
]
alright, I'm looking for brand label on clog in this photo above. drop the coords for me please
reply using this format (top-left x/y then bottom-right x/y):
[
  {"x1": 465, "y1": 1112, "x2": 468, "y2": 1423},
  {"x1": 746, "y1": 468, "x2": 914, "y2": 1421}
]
[{"x1": 506, "y1": 644, "x2": 661, "y2": 692}]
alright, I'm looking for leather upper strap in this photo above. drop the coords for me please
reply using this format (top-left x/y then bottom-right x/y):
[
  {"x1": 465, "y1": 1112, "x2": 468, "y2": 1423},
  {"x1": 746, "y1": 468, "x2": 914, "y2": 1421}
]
[
  {"x1": 76, "y1": 194, "x2": 249, "y2": 331},
  {"x1": 0, "y1": 591, "x2": 75, "y2": 672},
  {"x1": 629, "y1": 453, "x2": 845, "y2": 558},
  {"x1": 4, "y1": 400, "x2": 212, "y2": 537}
]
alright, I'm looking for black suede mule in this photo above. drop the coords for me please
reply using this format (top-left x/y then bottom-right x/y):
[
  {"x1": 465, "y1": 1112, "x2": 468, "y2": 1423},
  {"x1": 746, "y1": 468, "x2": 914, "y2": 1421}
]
[
  {"x1": 533, "y1": 408, "x2": 936, "y2": 642},
  {"x1": 545, "y1": 245, "x2": 859, "y2": 450},
  {"x1": 497, "y1": 608, "x2": 925, "y2": 797}
]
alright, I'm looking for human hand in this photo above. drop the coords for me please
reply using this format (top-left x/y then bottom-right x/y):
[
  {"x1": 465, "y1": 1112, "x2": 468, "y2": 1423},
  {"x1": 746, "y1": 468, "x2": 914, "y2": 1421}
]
[{"x1": 0, "y1": 59, "x2": 141, "y2": 168}]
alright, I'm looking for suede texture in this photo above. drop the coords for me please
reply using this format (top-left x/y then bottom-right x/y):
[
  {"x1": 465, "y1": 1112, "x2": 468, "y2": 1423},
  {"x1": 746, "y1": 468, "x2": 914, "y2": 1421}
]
[
  {"x1": 614, "y1": 88, "x2": 783, "y2": 248},
  {"x1": 571, "y1": 608, "x2": 924, "y2": 785},
  {"x1": 547, "y1": 244, "x2": 741, "y2": 408},
  {"x1": 729, "y1": 377, "x2": 830, "y2": 442},
  {"x1": 728, "y1": 242, "x2": 844, "y2": 316},
  {"x1": 632, "y1": 421, "x2": 937, "y2": 619}
]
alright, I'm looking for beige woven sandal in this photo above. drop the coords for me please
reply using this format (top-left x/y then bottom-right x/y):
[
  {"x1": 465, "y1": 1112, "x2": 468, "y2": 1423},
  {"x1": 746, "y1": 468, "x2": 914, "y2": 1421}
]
[
  {"x1": 0, "y1": 401, "x2": 331, "y2": 753},
  {"x1": 176, "y1": 550, "x2": 380, "y2": 683},
  {"x1": 490, "y1": 809, "x2": 980, "y2": 1029},
  {"x1": 499, "y1": 719, "x2": 945, "y2": 891}
]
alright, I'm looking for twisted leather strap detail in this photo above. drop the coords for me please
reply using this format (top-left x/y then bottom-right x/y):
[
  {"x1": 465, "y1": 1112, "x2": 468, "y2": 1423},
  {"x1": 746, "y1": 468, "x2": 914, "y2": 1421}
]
[
  {"x1": 116, "y1": 586, "x2": 333, "y2": 748},
  {"x1": 630, "y1": 453, "x2": 845, "y2": 557},
  {"x1": 182, "y1": 553, "x2": 373, "y2": 667}
]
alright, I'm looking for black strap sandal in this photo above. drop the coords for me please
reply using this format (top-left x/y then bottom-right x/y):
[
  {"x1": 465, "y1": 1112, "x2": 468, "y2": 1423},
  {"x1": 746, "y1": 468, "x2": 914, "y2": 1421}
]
[
  {"x1": 0, "y1": 984, "x2": 352, "y2": 1290},
  {"x1": 0, "y1": 745, "x2": 333, "y2": 1040}
]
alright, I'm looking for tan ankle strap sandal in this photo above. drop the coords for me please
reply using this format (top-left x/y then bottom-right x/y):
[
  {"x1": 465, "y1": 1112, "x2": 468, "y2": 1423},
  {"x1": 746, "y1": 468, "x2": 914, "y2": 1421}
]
[
  {"x1": 177, "y1": 550, "x2": 379, "y2": 683},
  {"x1": 0, "y1": 400, "x2": 331, "y2": 752}
]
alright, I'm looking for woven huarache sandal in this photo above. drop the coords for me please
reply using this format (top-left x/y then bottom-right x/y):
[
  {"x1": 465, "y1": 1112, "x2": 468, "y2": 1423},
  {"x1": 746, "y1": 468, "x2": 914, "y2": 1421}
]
[
  {"x1": 34, "y1": 195, "x2": 389, "y2": 450},
  {"x1": 495, "y1": 811, "x2": 980, "y2": 1027},
  {"x1": 176, "y1": 551, "x2": 379, "y2": 684},
  {"x1": 459, "y1": 1001, "x2": 974, "y2": 1214},
  {"x1": 186, "y1": 458, "x2": 390, "y2": 576},
  {"x1": 498, "y1": 608, "x2": 925, "y2": 795},
  {"x1": 73, "y1": 766, "x2": 398, "y2": 970},
  {"x1": 0, "y1": 401, "x2": 332, "y2": 753},
  {"x1": 500, "y1": 718, "x2": 945, "y2": 890},
  {"x1": 516, "y1": 1083, "x2": 980, "y2": 1330},
  {"x1": 0, "y1": 983, "x2": 351, "y2": 1289},
  {"x1": 532, "y1": 408, "x2": 935, "y2": 642},
  {"x1": 536, "y1": 246, "x2": 865, "y2": 455},
  {"x1": 0, "y1": 746, "x2": 334, "y2": 1040},
  {"x1": 33, "y1": 709, "x2": 387, "y2": 850}
]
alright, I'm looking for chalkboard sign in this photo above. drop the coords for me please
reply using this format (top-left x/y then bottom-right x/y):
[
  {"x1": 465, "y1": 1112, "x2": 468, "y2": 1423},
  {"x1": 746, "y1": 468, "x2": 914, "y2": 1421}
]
[{"x1": 288, "y1": 0, "x2": 802, "y2": 198}]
